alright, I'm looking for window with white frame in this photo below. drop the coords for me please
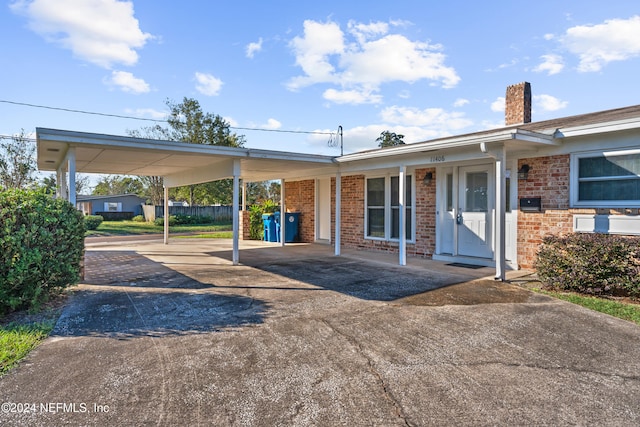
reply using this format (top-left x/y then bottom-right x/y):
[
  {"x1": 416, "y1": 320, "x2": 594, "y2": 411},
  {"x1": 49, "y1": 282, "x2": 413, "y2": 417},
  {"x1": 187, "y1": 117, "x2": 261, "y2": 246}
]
[
  {"x1": 104, "y1": 202, "x2": 123, "y2": 212},
  {"x1": 572, "y1": 149, "x2": 640, "y2": 207},
  {"x1": 366, "y1": 175, "x2": 413, "y2": 240}
]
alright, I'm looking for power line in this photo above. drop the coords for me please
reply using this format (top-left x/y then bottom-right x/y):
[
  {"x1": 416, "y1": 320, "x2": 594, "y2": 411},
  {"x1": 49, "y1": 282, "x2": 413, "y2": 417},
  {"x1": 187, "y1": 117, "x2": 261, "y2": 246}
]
[{"x1": 0, "y1": 99, "x2": 334, "y2": 136}]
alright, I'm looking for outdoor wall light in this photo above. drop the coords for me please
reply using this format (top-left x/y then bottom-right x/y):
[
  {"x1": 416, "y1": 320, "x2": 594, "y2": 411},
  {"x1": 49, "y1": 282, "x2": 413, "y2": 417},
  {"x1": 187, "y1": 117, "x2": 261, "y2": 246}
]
[
  {"x1": 518, "y1": 164, "x2": 530, "y2": 180},
  {"x1": 423, "y1": 172, "x2": 433, "y2": 185}
]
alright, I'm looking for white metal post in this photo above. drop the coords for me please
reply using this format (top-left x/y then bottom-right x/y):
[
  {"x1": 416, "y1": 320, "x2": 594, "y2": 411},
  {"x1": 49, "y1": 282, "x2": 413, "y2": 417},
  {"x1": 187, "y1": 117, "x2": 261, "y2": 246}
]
[
  {"x1": 67, "y1": 147, "x2": 76, "y2": 206},
  {"x1": 280, "y1": 179, "x2": 286, "y2": 246},
  {"x1": 495, "y1": 145, "x2": 507, "y2": 281},
  {"x1": 232, "y1": 160, "x2": 241, "y2": 265},
  {"x1": 399, "y1": 166, "x2": 407, "y2": 266},
  {"x1": 163, "y1": 185, "x2": 169, "y2": 245}
]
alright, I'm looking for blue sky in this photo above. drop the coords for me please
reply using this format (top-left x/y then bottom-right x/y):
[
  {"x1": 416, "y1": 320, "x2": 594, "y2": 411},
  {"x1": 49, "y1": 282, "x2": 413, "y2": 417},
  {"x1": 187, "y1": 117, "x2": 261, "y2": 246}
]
[{"x1": 2, "y1": 0, "x2": 640, "y2": 155}]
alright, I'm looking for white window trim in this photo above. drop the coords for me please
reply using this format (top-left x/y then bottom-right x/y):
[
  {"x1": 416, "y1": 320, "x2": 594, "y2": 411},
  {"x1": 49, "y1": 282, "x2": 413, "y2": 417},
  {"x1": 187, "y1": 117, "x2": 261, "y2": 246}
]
[
  {"x1": 570, "y1": 148, "x2": 640, "y2": 208},
  {"x1": 364, "y1": 174, "x2": 416, "y2": 243}
]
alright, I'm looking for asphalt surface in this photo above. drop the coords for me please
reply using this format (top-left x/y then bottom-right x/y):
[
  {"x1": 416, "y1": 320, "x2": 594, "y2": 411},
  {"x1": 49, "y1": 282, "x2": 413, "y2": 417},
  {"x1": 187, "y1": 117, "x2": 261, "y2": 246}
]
[{"x1": 1, "y1": 239, "x2": 639, "y2": 426}]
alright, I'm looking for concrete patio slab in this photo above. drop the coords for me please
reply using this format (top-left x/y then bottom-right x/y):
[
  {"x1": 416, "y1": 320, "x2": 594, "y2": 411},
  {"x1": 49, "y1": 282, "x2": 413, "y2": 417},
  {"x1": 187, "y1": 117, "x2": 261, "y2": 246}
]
[{"x1": 1, "y1": 238, "x2": 639, "y2": 426}]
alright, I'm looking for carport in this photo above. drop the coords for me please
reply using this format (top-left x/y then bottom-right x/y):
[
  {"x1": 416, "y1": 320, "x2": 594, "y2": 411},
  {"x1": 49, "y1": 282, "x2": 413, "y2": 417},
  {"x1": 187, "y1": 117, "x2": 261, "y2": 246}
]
[{"x1": 35, "y1": 128, "x2": 339, "y2": 265}]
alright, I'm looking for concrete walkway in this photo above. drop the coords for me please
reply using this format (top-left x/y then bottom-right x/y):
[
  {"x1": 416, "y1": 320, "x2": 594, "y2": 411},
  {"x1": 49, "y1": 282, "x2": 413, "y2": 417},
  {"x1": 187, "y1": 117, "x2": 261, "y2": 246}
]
[{"x1": 1, "y1": 239, "x2": 639, "y2": 426}]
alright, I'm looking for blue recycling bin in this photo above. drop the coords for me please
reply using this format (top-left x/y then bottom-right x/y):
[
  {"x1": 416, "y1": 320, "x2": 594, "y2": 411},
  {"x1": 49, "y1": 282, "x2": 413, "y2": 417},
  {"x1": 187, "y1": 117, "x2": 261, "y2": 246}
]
[
  {"x1": 262, "y1": 214, "x2": 277, "y2": 242},
  {"x1": 274, "y1": 212, "x2": 300, "y2": 243}
]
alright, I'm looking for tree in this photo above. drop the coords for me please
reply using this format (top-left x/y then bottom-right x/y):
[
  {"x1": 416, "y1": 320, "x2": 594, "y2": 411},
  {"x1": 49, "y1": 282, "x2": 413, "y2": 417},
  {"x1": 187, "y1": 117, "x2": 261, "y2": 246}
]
[
  {"x1": 93, "y1": 175, "x2": 144, "y2": 196},
  {"x1": 128, "y1": 97, "x2": 246, "y2": 205},
  {"x1": 0, "y1": 130, "x2": 36, "y2": 190},
  {"x1": 376, "y1": 130, "x2": 405, "y2": 148},
  {"x1": 40, "y1": 173, "x2": 90, "y2": 196}
]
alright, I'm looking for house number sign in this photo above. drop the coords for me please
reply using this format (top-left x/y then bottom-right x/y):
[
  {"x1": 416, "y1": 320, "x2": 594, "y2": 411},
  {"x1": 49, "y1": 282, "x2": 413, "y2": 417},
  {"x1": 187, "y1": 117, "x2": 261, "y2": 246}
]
[{"x1": 430, "y1": 155, "x2": 445, "y2": 163}]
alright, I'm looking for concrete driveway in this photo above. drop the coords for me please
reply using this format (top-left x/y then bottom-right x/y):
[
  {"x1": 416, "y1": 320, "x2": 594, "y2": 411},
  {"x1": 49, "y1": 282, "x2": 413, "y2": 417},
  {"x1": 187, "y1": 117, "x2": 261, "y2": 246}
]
[{"x1": 1, "y1": 238, "x2": 639, "y2": 426}]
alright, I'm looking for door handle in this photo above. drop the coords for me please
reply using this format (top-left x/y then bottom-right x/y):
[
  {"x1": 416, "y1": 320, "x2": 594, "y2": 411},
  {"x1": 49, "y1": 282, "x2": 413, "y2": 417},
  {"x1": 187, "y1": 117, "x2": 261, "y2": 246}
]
[{"x1": 456, "y1": 212, "x2": 463, "y2": 225}]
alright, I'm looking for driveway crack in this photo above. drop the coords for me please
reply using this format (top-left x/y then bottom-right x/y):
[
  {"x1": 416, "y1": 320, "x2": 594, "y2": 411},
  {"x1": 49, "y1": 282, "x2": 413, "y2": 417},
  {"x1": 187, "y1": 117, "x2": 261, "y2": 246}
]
[{"x1": 320, "y1": 319, "x2": 412, "y2": 427}]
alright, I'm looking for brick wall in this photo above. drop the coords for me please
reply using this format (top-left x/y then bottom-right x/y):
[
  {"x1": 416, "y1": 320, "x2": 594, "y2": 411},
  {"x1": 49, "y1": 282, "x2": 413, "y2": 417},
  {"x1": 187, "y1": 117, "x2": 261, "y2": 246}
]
[
  {"x1": 240, "y1": 210, "x2": 251, "y2": 240},
  {"x1": 284, "y1": 179, "x2": 316, "y2": 242},
  {"x1": 331, "y1": 168, "x2": 436, "y2": 257},
  {"x1": 517, "y1": 154, "x2": 584, "y2": 267}
]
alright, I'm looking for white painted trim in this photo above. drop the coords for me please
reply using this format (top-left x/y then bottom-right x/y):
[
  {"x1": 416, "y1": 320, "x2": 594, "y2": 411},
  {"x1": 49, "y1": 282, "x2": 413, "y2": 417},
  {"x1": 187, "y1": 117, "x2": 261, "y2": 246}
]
[{"x1": 574, "y1": 214, "x2": 640, "y2": 235}]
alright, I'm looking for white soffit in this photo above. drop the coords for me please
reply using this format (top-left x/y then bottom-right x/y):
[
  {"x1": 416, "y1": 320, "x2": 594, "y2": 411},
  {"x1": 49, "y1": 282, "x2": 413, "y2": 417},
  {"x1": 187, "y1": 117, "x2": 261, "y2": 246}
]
[{"x1": 36, "y1": 128, "x2": 337, "y2": 184}]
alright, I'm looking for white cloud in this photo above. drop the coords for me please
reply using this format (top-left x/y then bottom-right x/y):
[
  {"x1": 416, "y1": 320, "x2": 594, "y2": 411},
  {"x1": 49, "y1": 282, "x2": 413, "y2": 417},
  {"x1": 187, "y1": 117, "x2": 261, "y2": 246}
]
[
  {"x1": 534, "y1": 94, "x2": 568, "y2": 112},
  {"x1": 105, "y1": 70, "x2": 149, "y2": 93},
  {"x1": 261, "y1": 118, "x2": 281, "y2": 130},
  {"x1": 194, "y1": 72, "x2": 223, "y2": 96},
  {"x1": 124, "y1": 108, "x2": 166, "y2": 120},
  {"x1": 491, "y1": 97, "x2": 505, "y2": 113},
  {"x1": 287, "y1": 19, "x2": 459, "y2": 104},
  {"x1": 323, "y1": 88, "x2": 382, "y2": 105},
  {"x1": 453, "y1": 98, "x2": 469, "y2": 107},
  {"x1": 246, "y1": 37, "x2": 263, "y2": 58},
  {"x1": 533, "y1": 54, "x2": 564, "y2": 75},
  {"x1": 560, "y1": 15, "x2": 640, "y2": 72},
  {"x1": 380, "y1": 106, "x2": 472, "y2": 131},
  {"x1": 10, "y1": 0, "x2": 152, "y2": 68}
]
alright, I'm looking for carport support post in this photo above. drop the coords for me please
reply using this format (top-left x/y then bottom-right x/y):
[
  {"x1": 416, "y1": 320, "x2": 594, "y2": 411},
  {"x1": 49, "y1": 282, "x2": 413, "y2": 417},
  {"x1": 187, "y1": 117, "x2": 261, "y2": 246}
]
[
  {"x1": 334, "y1": 171, "x2": 341, "y2": 256},
  {"x1": 232, "y1": 160, "x2": 240, "y2": 265},
  {"x1": 57, "y1": 166, "x2": 66, "y2": 200},
  {"x1": 163, "y1": 185, "x2": 169, "y2": 245},
  {"x1": 280, "y1": 178, "x2": 286, "y2": 246},
  {"x1": 495, "y1": 145, "x2": 507, "y2": 281},
  {"x1": 399, "y1": 165, "x2": 407, "y2": 266},
  {"x1": 67, "y1": 147, "x2": 76, "y2": 206}
]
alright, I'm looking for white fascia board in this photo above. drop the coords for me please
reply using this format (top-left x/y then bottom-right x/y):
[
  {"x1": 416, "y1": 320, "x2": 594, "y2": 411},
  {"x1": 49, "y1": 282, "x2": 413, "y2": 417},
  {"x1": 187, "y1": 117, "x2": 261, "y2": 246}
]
[
  {"x1": 37, "y1": 128, "x2": 248, "y2": 157},
  {"x1": 336, "y1": 128, "x2": 519, "y2": 163},
  {"x1": 512, "y1": 129, "x2": 558, "y2": 145},
  {"x1": 553, "y1": 117, "x2": 640, "y2": 139},
  {"x1": 246, "y1": 148, "x2": 335, "y2": 164}
]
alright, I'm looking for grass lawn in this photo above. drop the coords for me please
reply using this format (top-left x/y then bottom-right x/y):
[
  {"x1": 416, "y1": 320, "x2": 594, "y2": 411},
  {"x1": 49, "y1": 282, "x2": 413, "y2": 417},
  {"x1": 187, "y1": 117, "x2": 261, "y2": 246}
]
[
  {"x1": 536, "y1": 289, "x2": 640, "y2": 326},
  {"x1": 86, "y1": 220, "x2": 232, "y2": 237},
  {"x1": 0, "y1": 321, "x2": 54, "y2": 375}
]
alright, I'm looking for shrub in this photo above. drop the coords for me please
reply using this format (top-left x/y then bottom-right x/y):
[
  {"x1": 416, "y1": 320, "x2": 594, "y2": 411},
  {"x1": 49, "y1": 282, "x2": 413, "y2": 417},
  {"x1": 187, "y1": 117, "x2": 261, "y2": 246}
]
[
  {"x1": 132, "y1": 215, "x2": 145, "y2": 222},
  {"x1": 249, "y1": 200, "x2": 280, "y2": 240},
  {"x1": 154, "y1": 215, "x2": 176, "y2": 226},
  {"x1": 535, "y1": 233, "x2": 640, "y2": 298},
  {"x1": 84, "y1": 215, "x2": 104, "y2": 230},
  {"x1": 0, "y1": 189, "x2": 85, "y2": 314}
]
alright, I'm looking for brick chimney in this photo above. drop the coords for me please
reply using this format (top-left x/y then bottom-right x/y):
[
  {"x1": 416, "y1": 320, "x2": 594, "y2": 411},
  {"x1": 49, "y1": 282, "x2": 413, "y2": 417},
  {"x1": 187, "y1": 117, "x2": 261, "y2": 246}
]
[{"x1": 505, "y1": 82, "x2": 531, "y2": 125}]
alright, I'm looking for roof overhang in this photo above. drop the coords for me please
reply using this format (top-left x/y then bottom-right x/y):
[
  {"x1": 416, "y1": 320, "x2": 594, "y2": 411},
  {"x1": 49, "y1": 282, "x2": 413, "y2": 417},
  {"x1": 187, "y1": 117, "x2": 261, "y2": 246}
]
[
  {"x1": 36, "y1": 128, "x2": 337, "y2": 185},
  {"x1": 553, "y1": 116, "x2": 640, "y2": 139},
  {"x1": 335, "y1": 128, "x2": 558, "y2": 170}
]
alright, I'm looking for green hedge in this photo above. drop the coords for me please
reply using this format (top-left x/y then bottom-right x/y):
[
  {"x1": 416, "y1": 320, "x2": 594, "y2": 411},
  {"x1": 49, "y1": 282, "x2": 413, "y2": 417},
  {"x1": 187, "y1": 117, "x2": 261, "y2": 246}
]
[
  {"x1": 0, "y1": 189, "x2": 85, "y2": 314},
  {"x1": 84, "y1": 215, "x2": 104, "y2": 230},
  {"x1": 153, "y1": 214, "x2": 216, "y2": 226},
  {"x1": 535, "y1": 233, "x2": 640, "y2": 298}
]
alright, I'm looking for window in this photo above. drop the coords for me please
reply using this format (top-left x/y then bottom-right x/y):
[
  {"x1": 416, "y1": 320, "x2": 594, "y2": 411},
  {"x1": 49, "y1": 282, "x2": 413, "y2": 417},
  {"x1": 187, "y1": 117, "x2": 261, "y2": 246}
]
[
  {"x1": 366, "y1": 175, "x2": 413, "y2": 240},
  {"x1": 572, "y1": 150, "x2": 640, "y2": 207},
  {"x1": 104, "y1": 202, "x2": 122, "y2": 212}
]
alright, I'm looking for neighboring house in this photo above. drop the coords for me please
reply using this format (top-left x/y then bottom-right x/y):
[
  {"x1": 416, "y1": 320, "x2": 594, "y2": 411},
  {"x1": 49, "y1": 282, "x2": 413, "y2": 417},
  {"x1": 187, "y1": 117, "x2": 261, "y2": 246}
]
[
  {"x1": 76, "y1": 194, "x2": 145, "y2": 217},
  {"x1": 37, "y1": 82, "x2": 640, "y2": 278}
]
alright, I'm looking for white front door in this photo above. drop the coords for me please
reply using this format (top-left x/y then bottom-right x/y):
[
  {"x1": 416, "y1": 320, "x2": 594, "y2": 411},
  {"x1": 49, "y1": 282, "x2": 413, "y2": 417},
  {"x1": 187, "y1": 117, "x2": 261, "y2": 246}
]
[{"x1": 457, "y1": 165, "x2": 493, "y2": 259}]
